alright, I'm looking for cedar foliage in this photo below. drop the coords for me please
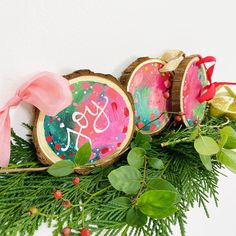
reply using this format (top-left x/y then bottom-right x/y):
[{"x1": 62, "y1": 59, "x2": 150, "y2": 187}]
[{"x1": 0, "y1": 117, "x2": 233, "y2": 236}]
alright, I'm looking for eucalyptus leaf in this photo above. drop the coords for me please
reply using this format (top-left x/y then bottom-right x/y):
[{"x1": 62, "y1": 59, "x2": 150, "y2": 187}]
[
  {"x1": 148, "y1": 158, "x2": 164, "y2": 170},
  {"x1": 220, "y1": 126, "x2": 236, "y2": 149},
  {"x1": 194, "y1": 136, "x2": 220, "y2": 156},
  {"x1": 132, "y1": 132, "x2": 152, "y2": 150},
  {"x1": 140, "y1": 142, "x2": 152, "y2": 150},
  {"x1": 147, "y1": 179, "x2": 177, "y2": 192},
  {"x1": 199, "y1": 154, "x2": 213, "y2": 171},
  {"x1": 108, "y1": 166, "x2": 142, "y2": 195},
  {"x1": 218, "y1": 133, "x2": 229, "y2": 148},
  {"x1": 226, "y1": 166, "x2": 236, "y2": 174},
  {"x1": 127, "y1": 147, "x2": 146, "y2": 169},
  {"x1": 135, "y1": 132, "x2": 152, "y2": 143},
  {"x1": 189, "y1": 128, "x2": 199, "y2": 141},
  {"x1": 47, "y1": 160, "x2": 75, "y2": 177},
  {"x1": 126, "y1": 208, "x2": 147, "y2": 227},
  {"x1": 111, "y1": 197, "x2": 131, "y2": 209},
  {"x1": 147, "y1": 178, "x2": 180, "y2": 203},
  {"x1": 217, "y1": 149, "x2": 236, "y2": 172},
  {"x1": 137, "y1": 190, "x2": 177, "y2": 219},
  {"x1": 74, "y1": 142, "x2": 92, "y2": 166}
]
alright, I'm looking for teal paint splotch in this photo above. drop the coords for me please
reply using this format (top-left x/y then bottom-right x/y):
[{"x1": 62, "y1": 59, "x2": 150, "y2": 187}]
[{"x1": 133, "y1": 87, "x2": 161, "y2": 132}]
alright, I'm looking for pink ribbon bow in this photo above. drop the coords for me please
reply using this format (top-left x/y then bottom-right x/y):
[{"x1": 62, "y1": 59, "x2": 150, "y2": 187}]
[
  {"x1": 0, "y1": 72, "x2": 73, "y2": 167},
  {"x1": 196, "y1": 56, "x2": 236, "y2": 103}
]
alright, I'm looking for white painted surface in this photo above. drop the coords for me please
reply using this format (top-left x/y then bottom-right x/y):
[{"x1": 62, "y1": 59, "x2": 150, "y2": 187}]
[{"x1": 0, "y1": 0, "x2": 236, "y2": 235}]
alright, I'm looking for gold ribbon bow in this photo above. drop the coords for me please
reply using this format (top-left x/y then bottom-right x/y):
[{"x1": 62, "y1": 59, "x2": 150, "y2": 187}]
[{"x1": 159, "y1": 50, "x2": 185, "y2": 73}]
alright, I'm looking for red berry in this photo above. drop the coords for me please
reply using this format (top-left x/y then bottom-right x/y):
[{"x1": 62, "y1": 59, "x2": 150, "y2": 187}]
[
  {"x1": 62, "y1": 200, "x2": 72, "y2": 209},
  {"x1": 174, "y1": 116, "x2": 182, "y2": 122},
  {"x1": 163, "y1": 91, "x2": 170, "y2": 99},
  {"x1": 73, "y1": 177, "x2": 80, "y2": 185},
  {"x1": 54, "y1": 190, "x2": 62, "y2": 199},
  {"x1": 28, "y1": 207, "x2": 39, "y2": 216},
  {"x1": 193, "y1": 119, "x2": 198, "y2": 125},
  {"x1": 62, "y1": 227, "x2": 71, "y2": 236},
  {"x1": 81, "y1": 228, "x2": 90, "y2": 236}
]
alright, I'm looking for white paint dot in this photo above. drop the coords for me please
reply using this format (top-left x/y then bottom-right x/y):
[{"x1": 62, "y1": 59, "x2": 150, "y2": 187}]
[{"x1": 60, "y1": 123, "x2": 65, "y2": 128}]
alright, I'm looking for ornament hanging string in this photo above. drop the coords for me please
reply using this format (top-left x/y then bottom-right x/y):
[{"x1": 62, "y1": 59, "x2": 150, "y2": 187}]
[
  {"x1": 0, "y1": 72, "x2": 72, "y2": 167},
  {"x1": 196, "y1": 56, "x2": 236, "y2": 103}
]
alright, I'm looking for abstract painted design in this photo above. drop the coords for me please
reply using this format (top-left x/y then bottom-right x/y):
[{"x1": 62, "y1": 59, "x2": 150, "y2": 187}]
[
  {"x1": 127, "y1": 61, "x2": 172, "y2": 134},
  {"x1": 182, "y1": 61, "x2": 207, "y2": 126},
  {"x1": 43, "y1": 79, "x2": 132, "y2": 163}
]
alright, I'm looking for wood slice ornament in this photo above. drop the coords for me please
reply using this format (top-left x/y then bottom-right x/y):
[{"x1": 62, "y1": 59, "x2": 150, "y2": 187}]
[
  {"x1": 120, "y1": 57, "x2": 172, "y2": 135},
  {"x1": 33, "y1": 70, "x2": 135, "y2": 170},
  {"x1": 172, "y1": 55, "x2": 208, "y2": 126}
]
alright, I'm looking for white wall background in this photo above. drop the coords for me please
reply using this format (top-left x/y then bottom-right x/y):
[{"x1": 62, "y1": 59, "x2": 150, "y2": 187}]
[{"x1": 0, "y1": 0, "x2": 236, "y2": 235}]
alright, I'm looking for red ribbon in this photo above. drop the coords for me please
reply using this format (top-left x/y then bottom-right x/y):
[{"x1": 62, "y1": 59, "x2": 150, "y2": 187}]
[{"x1": 196, "y1": 56, "x2": 236, "y2": 103}]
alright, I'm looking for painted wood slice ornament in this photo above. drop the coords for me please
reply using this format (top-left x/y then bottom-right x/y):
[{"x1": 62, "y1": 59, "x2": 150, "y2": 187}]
[
  {"x1": 172, "y1": 55, "x2": 208, "y2": 126},
  {"x1": 33, "y1": 70, "x2": 135, "y2": 169},
  {"x1": 120, "y1": 57, "x2": 172, "y2": 135}
]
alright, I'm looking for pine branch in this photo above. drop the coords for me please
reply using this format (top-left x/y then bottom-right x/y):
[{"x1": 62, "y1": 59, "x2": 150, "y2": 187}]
[{"x1": 0, "y1": 117, "x2": 233, "y2": 236}]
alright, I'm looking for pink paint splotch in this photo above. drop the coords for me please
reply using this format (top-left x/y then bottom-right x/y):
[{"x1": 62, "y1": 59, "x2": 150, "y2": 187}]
[
  {"x1": 128, "y1": 61, "x2": 171, "y2": 133},
  {"x1": 74, "y1": 84, "x2": 131, "y2": 160},
  {"x1": 183, "y1": 62, "x2": 206, "y2": 123}
]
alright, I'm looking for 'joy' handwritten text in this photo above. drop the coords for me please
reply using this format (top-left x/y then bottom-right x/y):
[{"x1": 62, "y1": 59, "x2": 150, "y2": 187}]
[{"x1": 61, "y1": 96, "x2": 110, "y2": 151}]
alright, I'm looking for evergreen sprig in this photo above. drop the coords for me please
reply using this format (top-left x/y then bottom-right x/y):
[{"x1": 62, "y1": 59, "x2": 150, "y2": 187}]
[{"x1": 0, "y1": 117, "x2": 235, "y2": 236}]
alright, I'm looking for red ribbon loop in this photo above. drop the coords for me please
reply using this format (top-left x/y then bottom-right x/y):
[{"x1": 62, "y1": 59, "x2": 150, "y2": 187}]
[{"x1": 196, "y1": 56, "x2": 236, "y2": 103}]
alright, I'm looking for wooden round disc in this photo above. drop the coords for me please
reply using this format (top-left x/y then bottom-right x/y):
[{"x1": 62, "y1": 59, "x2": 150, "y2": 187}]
[
  {"x1": 120, "y1": 57, "x2": 172, "y2": 135},
  {"x1": 33, "y1": 70, "x2": 135, "y2": 169},
  {"x1": 172, "y1": 55, "x2": 208, "y2": 126}
]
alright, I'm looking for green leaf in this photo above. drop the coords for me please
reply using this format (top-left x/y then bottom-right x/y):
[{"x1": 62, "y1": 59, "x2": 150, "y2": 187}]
[
  {"x1": 220, "y1": 126, "x2": 236, "y2": 149},
  {"x1": 189, "y1": 128, "x2": 199, "y2": 141},
  {"x1": 110, "y1": 197, "x2": 131, "y2": 208},
  {"x1": 226, "y1": 166, "x2": 236, "y2": 174},
  {"x1": 194, "y1": 136, "x2": 220, "y2": 156},
  {"x1": 199, "y1": 154, "x2": 213, "y2": 171},
  {"x1": 108, "y1": 166, "x2": 142, "y2": 195},
  {"x1": 127, "y1": 148, "x2": 146, "y2": 169},
  {"x1": 218, "y1": 133, "x2": 229, "y2": 148},
  {"x1": 47, "y1": 160, "x2": 75, "y2": 177},
  {"x1": 126, "y1": 208, "x2": 147, "y2": 227},
  {"x1": 217, "y1": 149, "x2": 236, "y2": 172},
  {"x1": 140, "y1": 142, "x2": 152, "y2": 150},
  {"x1": 148, "y1": 158, "x2": 164, "y2": 169},
  {"x1": 147, "y1": 179, "x2": 177, "y2": 192},
  {"x1": 137, "y1": 190, "x2": 177, "y2": 219},
  {"x1": 147, "y1": 178, "x2": 180, "y2": 203},
  {"x1": 132, "y1": 132, "x2": 152, "y2": 150},
  {"x1": 135, "y1": 131, "x2": 152, "y2": 143},
  {"x1": 74, "y1": 142, "x2": 92, "y2": 166}
]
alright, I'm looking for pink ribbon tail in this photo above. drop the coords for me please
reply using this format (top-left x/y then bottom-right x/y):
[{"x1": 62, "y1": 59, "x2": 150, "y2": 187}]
[
  {"x1": 0, "y1": 72, "x2": 72, "y2": 167},
  {"x1": 0, "y1": 108, "x2": 11, "y2": 167}
]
